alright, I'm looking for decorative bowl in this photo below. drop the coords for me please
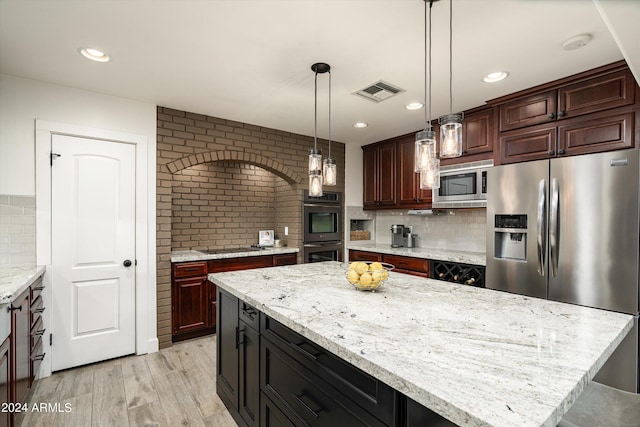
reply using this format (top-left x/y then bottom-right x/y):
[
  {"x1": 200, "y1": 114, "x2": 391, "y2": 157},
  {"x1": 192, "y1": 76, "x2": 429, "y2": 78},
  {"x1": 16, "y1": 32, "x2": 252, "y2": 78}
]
[{"x1": 345, "y1": 261, "x2": 395, "y2": 291}]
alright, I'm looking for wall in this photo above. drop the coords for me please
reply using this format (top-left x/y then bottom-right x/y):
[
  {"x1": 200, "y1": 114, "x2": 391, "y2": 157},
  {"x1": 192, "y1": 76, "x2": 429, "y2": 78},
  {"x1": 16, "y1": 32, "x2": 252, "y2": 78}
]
[
  {"x1": 374, "y1": 209, "x2": 486, "y2": 252},
  {"x1": 156, "y1": 106, "x2": 345, "y2": 348}
]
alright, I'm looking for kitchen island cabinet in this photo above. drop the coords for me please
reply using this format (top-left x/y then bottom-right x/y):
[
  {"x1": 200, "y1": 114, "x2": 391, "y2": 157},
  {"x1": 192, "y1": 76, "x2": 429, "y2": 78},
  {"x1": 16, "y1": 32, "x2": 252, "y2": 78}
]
[{"x1": 210, "y1": 262, "x2": 633, "y2": 427}]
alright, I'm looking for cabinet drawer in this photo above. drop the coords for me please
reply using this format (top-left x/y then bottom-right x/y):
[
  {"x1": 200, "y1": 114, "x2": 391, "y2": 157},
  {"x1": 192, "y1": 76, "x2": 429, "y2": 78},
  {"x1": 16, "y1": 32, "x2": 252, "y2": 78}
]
[
  {"x1": 273, "y1": 253, "x2": 297, "y2": 266},
  {"x1": 209, "y1": 255, "x2": 272, "y2": 272},
  {"x1": 30, "y1": 277, "x2": 45, "y2": 301},
  {"x1": 173, "y1": 261, "x2": 208, "y2": 278},
  {"x1": 30, "y1": 316, "x2": 46, "y2": 351},
  {"x1": 261, "y1": 316, "x2": 396, "y2": 425},
  {"x1": 239, "y1": 301, "x2": 260, "y2": 331},
  {"x1": 261, "y1": 339, "x2": 387, "y2": 427},
  {"x1": 30, "y1": 295, "x2": 45, "y2": 325},
  {"x1": 382, "y1": 255, "x2": 429, "y2": 274},
  {"x1": 30, "y1": 338, "x2": 45, "y2": 385},
  {"x1": 260, "y1": 392, "x2": 297, "y2": 427},
  {"x1": 348, "y1": 250, "x2": 382, "y2": 262}
]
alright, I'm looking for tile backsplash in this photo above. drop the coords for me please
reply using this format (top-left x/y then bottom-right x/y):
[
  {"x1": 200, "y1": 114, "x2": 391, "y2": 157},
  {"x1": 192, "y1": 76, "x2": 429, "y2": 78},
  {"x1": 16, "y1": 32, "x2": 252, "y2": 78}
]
[
  {"x1": 0, "y1": 194, "x2": 36, "y2": 266},
  {"x1": 374, "y1": 209, "x2": 487, "y2": 252}
]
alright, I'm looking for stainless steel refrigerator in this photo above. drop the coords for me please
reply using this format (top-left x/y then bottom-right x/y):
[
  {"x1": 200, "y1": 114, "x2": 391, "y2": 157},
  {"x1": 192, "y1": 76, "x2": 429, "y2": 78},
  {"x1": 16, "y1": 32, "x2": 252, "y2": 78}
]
[{"x1": 486, "y1": 149, "x2": 639, "y2": 393}]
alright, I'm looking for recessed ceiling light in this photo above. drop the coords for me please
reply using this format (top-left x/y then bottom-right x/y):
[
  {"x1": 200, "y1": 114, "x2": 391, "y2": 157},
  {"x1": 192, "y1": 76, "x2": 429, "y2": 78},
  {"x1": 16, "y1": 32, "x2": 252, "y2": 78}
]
[
  {"x1": 405, "y1": 102, "x2": 424, "y2": 110},
  {"x1": 353, "y1": 122, "x2": 368, "y2": 128},
  {"x1": 79, "y1": 47, "x2": 110, "y2": 62},
  {"x1": 482, "y1": 71, "x2": 509, "y2": 83}
]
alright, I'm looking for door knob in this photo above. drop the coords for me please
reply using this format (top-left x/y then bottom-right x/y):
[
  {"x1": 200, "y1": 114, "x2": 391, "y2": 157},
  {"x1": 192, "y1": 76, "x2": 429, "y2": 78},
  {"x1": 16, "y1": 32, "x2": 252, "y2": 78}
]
[{"x1": 123, "y1": 259, "x2": 132, "y2": 267}]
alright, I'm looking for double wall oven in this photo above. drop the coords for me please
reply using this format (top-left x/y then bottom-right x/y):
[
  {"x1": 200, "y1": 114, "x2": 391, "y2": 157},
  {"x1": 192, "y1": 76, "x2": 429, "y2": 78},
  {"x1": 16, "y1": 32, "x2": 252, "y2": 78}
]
[{"x1": 302, "y1": 190, "x2": 343, "y2": 263}]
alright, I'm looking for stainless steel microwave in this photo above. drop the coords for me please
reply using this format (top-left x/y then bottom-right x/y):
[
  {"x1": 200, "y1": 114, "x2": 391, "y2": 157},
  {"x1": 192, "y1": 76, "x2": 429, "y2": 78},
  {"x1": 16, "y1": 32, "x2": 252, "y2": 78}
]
[{"x1": 432, "y1": 160, "x2": 493, "y2": 208}]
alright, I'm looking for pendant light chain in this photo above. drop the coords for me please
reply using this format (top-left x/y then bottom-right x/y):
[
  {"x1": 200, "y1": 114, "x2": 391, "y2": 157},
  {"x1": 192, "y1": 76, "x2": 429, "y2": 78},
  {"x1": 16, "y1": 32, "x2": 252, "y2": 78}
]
[
  {"x1": 428, "y1": 0, "x2": 433, "y2": 126},
  {"x1": 314, "y1": 71, "x2": 318, "y2": 150},
  {"x1": 449, "y1": 0, "x2": 453, "y2": 114},
  {"x1": 328, "y1": 71, "x2": 331, "y2": 159}
]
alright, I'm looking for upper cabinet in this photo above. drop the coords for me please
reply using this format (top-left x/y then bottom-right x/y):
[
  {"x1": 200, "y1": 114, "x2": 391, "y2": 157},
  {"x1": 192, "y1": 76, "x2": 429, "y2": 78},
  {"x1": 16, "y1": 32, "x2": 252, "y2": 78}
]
[
  {"x1": 493, "y1": 62, "x2": 639, "y2": 164},
  {"x1": 396, "y1": 136, "x2": 431, "y2": 208},
  {"x1": 363, "y1": 141, "x2": 396, "y2": 209}
]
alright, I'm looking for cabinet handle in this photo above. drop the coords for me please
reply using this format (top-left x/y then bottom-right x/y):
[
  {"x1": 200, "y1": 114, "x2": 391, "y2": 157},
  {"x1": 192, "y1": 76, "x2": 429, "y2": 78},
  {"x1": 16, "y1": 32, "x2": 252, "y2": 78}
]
[
  {"x1": 34, "y1": 307, "x2": 46, "y2": 314},
  {"x1": 548, "y1": 113, "x2": 556, "y2": 119},
  {"x1": 9, "y1": 305, "x2": 22, "y2": 312},
  {"x1": 290, "y1": 341, "x2": 320, "y2": 361},
  {"x1": 32, "y1": 353, "x2": 46, "y2": 362},
  {"x1": 557, "y1": 149, "x2": 566, "y2": 155},
  {"x1": 34, "y1": 329, "x2": 46, "y2": 336},
  {"x1": 237, "y1": 328, "x2": 245, "y2": 346},
  {"x1": 235, "y1": 326, "x2": 239, "y2": 349},
  {"x1": 548, "y1": 150, "x2": 555, "y2": 156},
  {"x1": 33, "y1": 286, "x2": 45, "y2": 291},
  {"x1": 557, "y1": 110, "x2": 566, "y2": 118},
  {"x1": 292, "y1": 393, "x2": 322, "y2": 418}
]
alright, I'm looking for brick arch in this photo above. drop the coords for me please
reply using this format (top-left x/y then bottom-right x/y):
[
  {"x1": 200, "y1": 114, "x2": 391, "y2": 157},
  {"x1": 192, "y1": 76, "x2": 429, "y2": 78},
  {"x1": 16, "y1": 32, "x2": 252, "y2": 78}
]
[{"x1": 165, "y1": 150, "x2": 303, "y2": 184}]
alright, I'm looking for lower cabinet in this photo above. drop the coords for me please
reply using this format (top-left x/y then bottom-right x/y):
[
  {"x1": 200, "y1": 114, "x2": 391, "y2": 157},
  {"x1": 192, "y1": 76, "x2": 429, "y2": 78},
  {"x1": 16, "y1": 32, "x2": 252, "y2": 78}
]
[
  {"x1": 348, "y1": 250, "x2": 429, "y2": 278},
  {"x1": 217, "y1": 287, "x2": 453, "y2": 427},
  {"x1": 1, "y1": 337, "x2": 10, "y2": 427},
  {"x1": 11, "y1": 288, "x2": 30, "y2": 409}
]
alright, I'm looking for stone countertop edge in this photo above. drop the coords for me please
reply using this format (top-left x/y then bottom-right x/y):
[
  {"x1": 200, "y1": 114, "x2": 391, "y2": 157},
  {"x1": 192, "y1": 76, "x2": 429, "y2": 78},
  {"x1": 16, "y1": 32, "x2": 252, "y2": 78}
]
[
  {"x1": 0, "y1": 265, "x2": 46, "y2": 305},
  {"x1": 209, "y1": 262, "x2": 633, "y2": 427},
  {"x1": 171, "y1": 247, "x2": 299, "y2": 263},
  {"x1": 347, "y1": 242, "x2": 486, "y2": 266}
]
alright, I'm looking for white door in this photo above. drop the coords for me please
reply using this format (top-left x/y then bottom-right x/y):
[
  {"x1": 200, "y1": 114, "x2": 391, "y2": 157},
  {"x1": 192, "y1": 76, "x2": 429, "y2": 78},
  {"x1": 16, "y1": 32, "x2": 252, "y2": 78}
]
[{"x1": 51, "y1": 134, "x2": 136, "y2": 371}]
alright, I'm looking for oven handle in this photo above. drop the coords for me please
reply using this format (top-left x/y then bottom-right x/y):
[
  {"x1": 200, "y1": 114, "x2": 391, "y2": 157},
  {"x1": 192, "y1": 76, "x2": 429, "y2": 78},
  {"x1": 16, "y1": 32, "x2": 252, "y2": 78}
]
[{"x1": 303, "y1": 242, "x2": 342, "y2": 247}]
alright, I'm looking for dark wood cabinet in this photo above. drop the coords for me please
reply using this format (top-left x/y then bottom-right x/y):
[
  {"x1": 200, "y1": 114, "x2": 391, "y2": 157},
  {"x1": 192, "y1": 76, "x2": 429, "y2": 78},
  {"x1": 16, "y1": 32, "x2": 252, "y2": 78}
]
[
  {"x1": 172, "y1": 261, "x2": 212, "y2": 341},
  {"x1": 397, "y1": 136, "x2": 432, "y2": 208},
  {"x1": 172, "y1": 253, "x2": 298, "y2": 342},
  {"x1": 438, "y1": 106, "x2": 496, "y2": 166},
  {"x1": 348, "y1": 250, "x2": 429, "y2": 278},
  {"x1": 217, "y1": 288, "x2": 240, "y2": 412},
  {"x1": 363, "y1": 142, "x2": 396, "y2": 209},
  {"x1": 29, "y1": 278, "x2": 45, "y2": 387},
  {"x1": 495, "y1": 62, "x2": 639, "y2": 164},
  {"x1": 10, "y1": 288, "x2": 30, "y2": 410},
  {"x1": 0, "y1": 337, "x2": 10, "y2": 427}
]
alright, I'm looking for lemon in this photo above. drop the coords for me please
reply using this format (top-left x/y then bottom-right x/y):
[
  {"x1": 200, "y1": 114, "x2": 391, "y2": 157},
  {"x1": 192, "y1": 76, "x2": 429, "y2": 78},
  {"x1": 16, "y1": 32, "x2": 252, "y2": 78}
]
[
  {"x1": 381, "y1": 270, "x2": 389, "y2": 280},
  {"x1": 359, "y1": 272, "x2": 373, "y2": 287},
  {"x1": 370, "y1": 262, "x2": 383, "y2": 271},
  {"x1": 347, "y1": 270, "x2": 360, "y2": 284},
  {"x1": 354, "y1": 262, "x2": 369, "y2": 275},
  {"x1": 372, "y1": 270, "x2": 384, "y2": 284}
]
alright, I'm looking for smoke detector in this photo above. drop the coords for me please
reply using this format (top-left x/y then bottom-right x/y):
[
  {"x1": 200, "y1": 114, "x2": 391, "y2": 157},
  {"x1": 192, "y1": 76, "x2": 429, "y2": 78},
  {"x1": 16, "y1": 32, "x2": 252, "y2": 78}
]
[
  {"x1": 562, "y1": 34, "x2": 592, "y2": 51},
  {"x1": 353, "y1": 80, "x2": 405, "y2": 103}
]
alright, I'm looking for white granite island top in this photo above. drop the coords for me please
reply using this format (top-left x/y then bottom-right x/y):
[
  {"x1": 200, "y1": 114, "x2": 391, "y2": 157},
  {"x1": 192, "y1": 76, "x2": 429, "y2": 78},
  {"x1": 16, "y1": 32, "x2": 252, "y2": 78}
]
[
  {"x1": 347, "y1": 242, "x2": 486, "y2": 266},
  {"x1": 209, "y1": 261, "x2": 633, "y2": 427}
]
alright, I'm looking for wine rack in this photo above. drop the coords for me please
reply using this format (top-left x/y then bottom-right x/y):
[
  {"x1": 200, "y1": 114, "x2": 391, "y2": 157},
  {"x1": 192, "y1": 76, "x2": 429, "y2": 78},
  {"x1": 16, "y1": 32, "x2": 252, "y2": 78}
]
[{"x1": 431, "y1": 261, "x2": 485, "y2": 288}]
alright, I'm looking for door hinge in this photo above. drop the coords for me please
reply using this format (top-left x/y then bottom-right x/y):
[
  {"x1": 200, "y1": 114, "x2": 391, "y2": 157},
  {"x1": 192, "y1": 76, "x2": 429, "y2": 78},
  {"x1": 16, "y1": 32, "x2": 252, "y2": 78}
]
[
  {"x1": 49, "y1": 333, "x2": 52, "y2": 346},
  {"x1": 50, "y1": 152, "x2": 61, "y2": 166}
]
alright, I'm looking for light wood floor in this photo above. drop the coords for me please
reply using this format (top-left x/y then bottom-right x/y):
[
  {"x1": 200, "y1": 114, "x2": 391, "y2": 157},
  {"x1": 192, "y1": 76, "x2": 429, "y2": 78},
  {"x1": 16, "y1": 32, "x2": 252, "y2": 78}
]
[{"x1": 19, "y1": 335, "x2": 238, "y2": 427}]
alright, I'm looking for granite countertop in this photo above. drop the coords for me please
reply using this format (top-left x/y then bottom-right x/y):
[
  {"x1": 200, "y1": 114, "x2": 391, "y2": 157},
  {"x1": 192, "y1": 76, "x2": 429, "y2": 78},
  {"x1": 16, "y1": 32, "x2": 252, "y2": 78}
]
[
  {"x1": 347, "y1": 242, "x2": 486, "y2": 266},
  {"x1": 171, "y1": 247, "x2": 299, "y2": 263},
  {"x1": 209, "y1": 261, "x2": 633, "y2": 427},
  {"x1": 0, "y1": 265, "x2": 46, "y2": 305}
]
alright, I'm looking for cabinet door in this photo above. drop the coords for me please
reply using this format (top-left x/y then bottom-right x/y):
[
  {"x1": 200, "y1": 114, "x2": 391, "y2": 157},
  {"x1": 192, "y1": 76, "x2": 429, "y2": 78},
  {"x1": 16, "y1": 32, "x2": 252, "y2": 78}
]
[
  {"x1": 0, "y1": 337, "x2": 9, "y2": 427},
  {"x1": 405, "y1": 397, "x2": 456, "y2": 427},
  {"x1": 362, "y1": 145, "x2": 378, "y2": 208},
  {"x1": 260, "y1": 392, "x2": 297, "y2": 427},
  {"x1": 217, "y1": 288, "x2": 239, "y2": 410},
  {"x1": 172, "y1": 276, "x2": 208, "y2": 335},
  {"x1": 377, "y1": 142, "x2": 396, "y2": 207},
  {"x1": 239, "y1": 321, "x2": 260, "y2": 427},
  {"x1": 558, "y1": 110, "x2": 634, "y2": 157},
  {"x1": 463, "y1": 107, "x2": 495, "y2": 156},
  {"x1": 498, "y1": 124, "x2": 557, "y2": 165},
  {"x1": 11, "y1": 288, "x2": 30, "y2": 406},
  {"x1": 558, "y1": 69, "x2": 636, "y2": 119},
  {"x1": 273, "y1": 253, "x2": 297, "y2": 266},
  {"x1": 208, "y1": 280, "x2": 217, "y2": 328},
  {"x1": 499, "y1": 90, "x2": 557, "y2": 131},
  {"x1": 397, "y1": 137, "x2": 431, "y2": 207}
]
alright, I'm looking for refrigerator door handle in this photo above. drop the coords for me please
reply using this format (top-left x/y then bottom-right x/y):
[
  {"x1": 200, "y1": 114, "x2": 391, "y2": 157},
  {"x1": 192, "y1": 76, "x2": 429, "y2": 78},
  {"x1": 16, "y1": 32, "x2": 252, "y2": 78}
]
[
  {"x1": 537, "y1": 179, "x2": 546, "y2": 276},
  {"x1": 550, "y1": 178, "x2": 559, "y2": 277}
]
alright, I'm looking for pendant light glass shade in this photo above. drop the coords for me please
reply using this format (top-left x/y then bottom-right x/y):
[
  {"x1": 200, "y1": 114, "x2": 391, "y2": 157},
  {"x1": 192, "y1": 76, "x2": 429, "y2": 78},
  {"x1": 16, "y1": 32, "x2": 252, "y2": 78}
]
[
  {"x1": 308, "y1": 171, "x2": 323, "y2": 197},
  {"x1": 414, "y1": 129, "x2": 436, "y2": 172},
  {"x1": 309, "y1": 148, "x2": 322, "y2": 174},
  {"x1": 439, "y1": 113, "x2": 463, "y2": 158},
  {"x1": 323, "y1": 158, "x2": 337, "y2": 186},
  {"x1": 420, "y1": 159, "x2": 440, "y2": 190}
]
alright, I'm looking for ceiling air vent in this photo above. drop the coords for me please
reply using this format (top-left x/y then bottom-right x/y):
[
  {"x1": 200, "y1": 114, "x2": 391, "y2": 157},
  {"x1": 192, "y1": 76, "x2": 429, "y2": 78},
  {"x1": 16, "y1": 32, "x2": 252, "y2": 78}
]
[{"x1": 353, "y1": 80, "x2": 405, "y2": 103}]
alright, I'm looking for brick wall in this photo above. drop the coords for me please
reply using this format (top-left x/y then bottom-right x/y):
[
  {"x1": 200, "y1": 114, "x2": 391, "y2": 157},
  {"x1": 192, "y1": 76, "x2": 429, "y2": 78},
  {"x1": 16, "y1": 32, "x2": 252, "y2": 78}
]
[{"x1": 156, "y1": 106, "x2": 345, "y2": 348}]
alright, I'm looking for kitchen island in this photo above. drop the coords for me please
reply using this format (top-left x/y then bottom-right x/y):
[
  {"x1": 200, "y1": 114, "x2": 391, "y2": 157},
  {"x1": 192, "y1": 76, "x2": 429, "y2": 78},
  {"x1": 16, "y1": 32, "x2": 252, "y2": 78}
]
[{"x1": 209, "y1": 261, "x2": 633, "y2": 427}]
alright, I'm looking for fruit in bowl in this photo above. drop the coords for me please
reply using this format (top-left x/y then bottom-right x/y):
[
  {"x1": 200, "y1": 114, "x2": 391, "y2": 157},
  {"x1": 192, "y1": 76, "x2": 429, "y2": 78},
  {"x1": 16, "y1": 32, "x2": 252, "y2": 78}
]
[{"x1": 346, "y1": 261, "x2": 394, "y2": 291}]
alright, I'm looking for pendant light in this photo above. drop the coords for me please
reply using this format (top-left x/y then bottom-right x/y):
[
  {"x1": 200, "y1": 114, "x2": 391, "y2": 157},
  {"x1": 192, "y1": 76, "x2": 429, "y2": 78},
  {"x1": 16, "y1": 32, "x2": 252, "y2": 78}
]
[
  {"x1": 323, "y1": 69, "x2": 337, "y2": 186},
  {"x1": 309, "y1": 62, "x2": 330, "y2": 196},
  {"x1": 439, "y1": 0, "x2": 463, "y2": 158},
  {"x1": 414, "y1": 0, "x2": 437, "y2": 174}
]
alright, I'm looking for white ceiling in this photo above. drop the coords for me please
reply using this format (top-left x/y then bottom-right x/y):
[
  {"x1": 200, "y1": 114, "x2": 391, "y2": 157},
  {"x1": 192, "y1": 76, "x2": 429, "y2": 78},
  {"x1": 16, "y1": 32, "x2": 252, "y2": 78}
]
[{"x1": 1, "y1": 0, "x2": 638, "y2": 146}]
